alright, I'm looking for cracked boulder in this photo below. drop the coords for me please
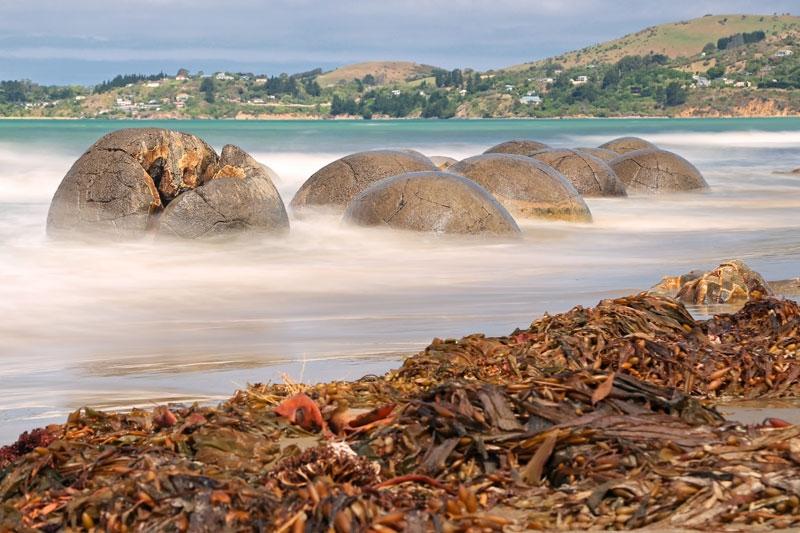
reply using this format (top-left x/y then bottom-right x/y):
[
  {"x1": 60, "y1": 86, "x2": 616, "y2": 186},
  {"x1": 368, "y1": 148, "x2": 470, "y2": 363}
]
[
  {"x1": 47, "y1": 128, "x2": 289, "y2": 240},
  {"x1": 598, "y1": 136, "x2": 656, "y2": 154},
  {"x1": 574, "y1": 147, "x2": 620, "y2": 162},
  {"x1": 159, "y1": 145, "x2": 289, "y2": 240},
  {"x1": 343, "y1": 171, "x2": 521, "y2": 236},
  {"x1": 609, "y1": 148, "x2": 708, "y2": 194},
  {"x1": 290, "y1": 150, "x2": 437, "y2": 214},
  {"x1": 47, "y1": 148, "x2": 163, "y2": 239},
  {"x1": 649, "y1": 260, "x2": 773, "y2": 305},
  {"x1": 530, "y1": 148, "x2": 627, "y2": 197},
  {"x1": 449, "y1": 154, "x2": 592, "y2": 222},
  {"x1": 484, "y1": 139, "x2": 551, "y2": 156}
]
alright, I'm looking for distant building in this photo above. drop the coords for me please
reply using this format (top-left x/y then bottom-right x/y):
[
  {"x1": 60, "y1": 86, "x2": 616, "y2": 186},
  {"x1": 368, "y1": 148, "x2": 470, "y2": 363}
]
[
  {"x1": 391, "y1": 89, "x2": 401, "y2": 96},
  {"x1": 504, "y1": 84, "x2": 515, "y2": 92},
  {"x1": 175, "y1": 68, "x2": 190, "y2": 81},
  {"x1": 570, "y1": 75, "x2": 588, "y2": 86},
  {"x1": 145, "y1": 81, "x2": 160, "y2": 88},
  {"x1": 74, "y1": 95, "x2": 86, "y2": 101},
  {"x1": 774, "y1": 49, "x2": 794, "y2": 57},
  {"x1": 458, "y1": 89, "x2": 467, "y2": 96},
  {"x1": 693, "y1": 76, "x2": 711, "y2": 88},
  {"x1": 254, "y1": 77, "x2": 268, "y2": 84},
  {"x1": 519, "y1": 95, "x2": 542, "y2": 105},
  {"x1": 215, "y1": 72, "x2": 234, "y2": 81}
]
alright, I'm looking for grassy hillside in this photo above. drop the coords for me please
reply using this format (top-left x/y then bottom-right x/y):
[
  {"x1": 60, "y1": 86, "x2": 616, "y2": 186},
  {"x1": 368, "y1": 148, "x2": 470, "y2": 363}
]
[
  {"x1": 508, "y1": 14, "x2": 800, "y2": 71},
  {"x1": 316, "y1": 61, "x2": 436, "y2": 86},
  {"x1": 2, "y1": 14, "x2": 800, "y2": 119}
]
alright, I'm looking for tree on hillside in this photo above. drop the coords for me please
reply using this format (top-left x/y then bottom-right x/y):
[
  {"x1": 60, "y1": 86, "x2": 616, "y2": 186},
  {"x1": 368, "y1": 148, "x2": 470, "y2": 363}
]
[
  {"x1": 706, "y1": 65, "x2": 726, "y2": 79},
  {"x1": 200, "y1": 78, "x2": 215, "y2": 103},
  {"x1": 664, "y1": 82, "x2": 687, "y2": 106}
]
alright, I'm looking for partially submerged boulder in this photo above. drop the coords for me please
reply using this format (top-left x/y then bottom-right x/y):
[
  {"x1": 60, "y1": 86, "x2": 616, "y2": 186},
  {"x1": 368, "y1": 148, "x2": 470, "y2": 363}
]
[
  {"x1": 47, "y1": 128, "x2": 289, "y2": 240},
  {"x1": 449, "y1": 154, "x2": 592, "y2": 222},
  {"x1": 290, "y1": 150, "x2": 437, "y2": 213},
  {"x1": 575, "y1": 147, "x2": 620, "y2": 162},
  {"x1": 530, "y1": 149, "x2": 627, "y2": 197},
  {"x1": 598, "y1": 136, "x2": 656, "y2": 154},
  {"x1": 47, "y1": 148, "x2": 162, "y2": 239},
  {"x1": 649, "y1": 260, "x2": 773, "y2": 305},
  {"x1": 609, "y1": 148, "x2": 708, "y2": 193},
  {"x1": 343, "y1": 171, "x2": 521, "y2": 236},
  {"x1": 159, "y1": 145, "x2": 289, "y2": 240},
  {"x1": 484, "y1": 139, "x2": 551, "y2": 156},
  {"x1": 429, "y1": 155, "x2": 458, "y2": 170}
]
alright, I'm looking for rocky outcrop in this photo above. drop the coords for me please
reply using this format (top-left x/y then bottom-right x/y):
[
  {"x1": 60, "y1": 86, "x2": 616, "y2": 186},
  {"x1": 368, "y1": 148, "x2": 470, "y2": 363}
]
[
  {"x1": 449, "y1": 154, "x2": 592, "y2": 222},
  {"x1": 484, "y1": 139, "x2": 551, "y2": 156},
  {"x1": 290, "y1": 150, "x2": 437, "y2": 213},
  {"x1": 649, "y1": 260, "x2": 773, "y2": 305},
  {"x1": 530, "y1": 149, "x2": 627, "y2": 197},
  {"x1": 47, "y1": 128, "x2": 288, "y2": 240},
  {"x1": 159, "y1": 145, "x2": 289, "y2": 239},
  {"x1": 609, "y1": 148, "x2": 708, "y2": 193},
  {"x1": 599, "y1": 137, "x2": 656, "y2": 154},
  {"x1": 343, "y1": 171, "x2": 521, "y2": 236}
]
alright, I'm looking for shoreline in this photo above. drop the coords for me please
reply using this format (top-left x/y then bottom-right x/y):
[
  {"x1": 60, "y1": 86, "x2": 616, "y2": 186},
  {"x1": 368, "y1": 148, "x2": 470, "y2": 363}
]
[{"x1": 3, "y1": 114, "x2": 800, "y2": 121}]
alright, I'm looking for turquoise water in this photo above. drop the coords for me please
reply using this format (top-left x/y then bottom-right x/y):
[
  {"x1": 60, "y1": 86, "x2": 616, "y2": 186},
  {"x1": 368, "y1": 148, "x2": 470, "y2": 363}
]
[{"x1": 1, "y1": 118, "x2": 799, "y2": 443}]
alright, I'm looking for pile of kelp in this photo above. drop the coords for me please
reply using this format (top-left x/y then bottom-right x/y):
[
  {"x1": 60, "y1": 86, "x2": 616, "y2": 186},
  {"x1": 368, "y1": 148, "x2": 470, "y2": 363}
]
[
  {"x1": 399, "y1": 293, "x2": 800, "y2": 399},
  {"x1": 1, "y1": 294, "x2": 800, "y2": 531}
]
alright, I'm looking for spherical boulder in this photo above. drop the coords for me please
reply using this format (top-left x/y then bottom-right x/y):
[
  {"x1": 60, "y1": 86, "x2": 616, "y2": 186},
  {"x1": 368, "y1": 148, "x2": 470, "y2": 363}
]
[
  {"x1": 449, "y1": 154, "x2": 592, "y2": 222},
  {"x1": 343, "y1": 171, "x2": 521, "y2": 236},
  {"x1": 530, "y1": 149, "x2": 626, "y2": 197},
  {"x1": 47, "y1": 148, "x2": 162, "y2": 239},
  {"x1": 159, "y1": 145, "x2": 289, "y2": 240},
  {"x1": 598, "y1": 136, "x2": 656, "y2": 154},
  {"x1": 290, "y1": 150, "x2": 437, "y2": 213},
  {"x1": 47, "y1": 128, "x2": 290, "y2": 240},
  {"x1": 484, "y1": 139, "x2": 551, "y2": 156},
  {"x1": 609, "y1": 148, "x2": 708, "y2": 194},
  {"x1": 429, "y1": 155, "x2": 458, "y2": 170},
  {"x1": 575, "y1": 147, "x2": 620, "y2": 162}
]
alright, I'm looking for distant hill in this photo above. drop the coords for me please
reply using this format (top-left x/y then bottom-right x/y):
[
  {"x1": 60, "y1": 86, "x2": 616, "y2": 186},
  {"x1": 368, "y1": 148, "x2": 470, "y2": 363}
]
[
  {"x1": 315, "y1": 61, "x2": 437, "y2": 86},
  {"x1": 506, "y1": 14, "x2": 800, "y2": 71}
]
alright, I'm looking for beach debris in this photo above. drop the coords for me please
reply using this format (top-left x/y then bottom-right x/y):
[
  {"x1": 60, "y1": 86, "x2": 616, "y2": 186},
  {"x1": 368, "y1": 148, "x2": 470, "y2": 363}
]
[
  {"x1": 1, "y1": 293, "x2": 799, "y2": 530},
  {"x1": 650, "y1": 259, "x2": 774, "y2": 304}
]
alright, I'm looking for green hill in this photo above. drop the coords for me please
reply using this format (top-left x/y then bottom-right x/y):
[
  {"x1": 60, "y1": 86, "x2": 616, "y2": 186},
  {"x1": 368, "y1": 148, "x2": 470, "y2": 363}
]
[{"x1": 507, "y1": 14, "x2": 800, "y2": 71}]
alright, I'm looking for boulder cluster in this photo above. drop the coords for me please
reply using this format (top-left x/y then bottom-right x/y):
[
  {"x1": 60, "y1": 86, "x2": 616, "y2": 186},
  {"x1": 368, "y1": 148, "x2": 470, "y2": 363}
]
[{"x1": 47, "y1": 129, "x2": 708, "y2": 239}]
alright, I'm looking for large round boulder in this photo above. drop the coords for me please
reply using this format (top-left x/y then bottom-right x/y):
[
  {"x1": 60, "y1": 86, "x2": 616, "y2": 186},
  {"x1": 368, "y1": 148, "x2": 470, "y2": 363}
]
[
  {"x1": 159, "y1": 145, "x2": 290, "y2": 240},
  {"x1": 47, "y1": 128, "x2": 290, "y2": 240},
  {"x1": 609, "y1": 148, "x2": 708, "y2": 194},
  {"x1": 530, "y1": 149, "x2": 626, "y2": 197},
  {"x1": 343, "y1": 171, "x2": 521, "y2": 236},
  {"x1": 574, "y1": 147, "x2": 619, "y2": 162},
  {"x1": 47, "y1": 148, "x2": 162, "y2": 239},
  {"x1": 449, "y1": 154, "x2": 592, "y2": 222},
  {"x1": 290, "y1": 150, "x2": 437, "y2": 213},
  {"x1": 598, "y1": 136, "x2": 656, "y2": 154},
  {"x1": 484, "y1": 139, "x2": 551, "y2": 156}
]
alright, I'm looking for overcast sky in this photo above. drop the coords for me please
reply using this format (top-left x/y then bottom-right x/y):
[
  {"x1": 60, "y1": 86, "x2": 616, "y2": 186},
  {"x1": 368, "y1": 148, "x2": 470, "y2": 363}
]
[{"x1": 0, "y1": 0, "x2": 796, "y2": 85}]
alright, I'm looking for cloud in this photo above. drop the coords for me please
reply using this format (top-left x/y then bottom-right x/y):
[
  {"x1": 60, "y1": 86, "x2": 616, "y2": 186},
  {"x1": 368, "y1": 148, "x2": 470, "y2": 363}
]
[{"x1": 0, "y1": 0, "x2": 796, "y2": 83}]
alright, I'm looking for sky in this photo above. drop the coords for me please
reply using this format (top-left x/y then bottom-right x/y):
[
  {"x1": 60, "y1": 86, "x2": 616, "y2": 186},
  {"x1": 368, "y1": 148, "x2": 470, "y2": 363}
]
[{"x1": 0, "y1": 0, "x2": 796, "y2": 85}]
